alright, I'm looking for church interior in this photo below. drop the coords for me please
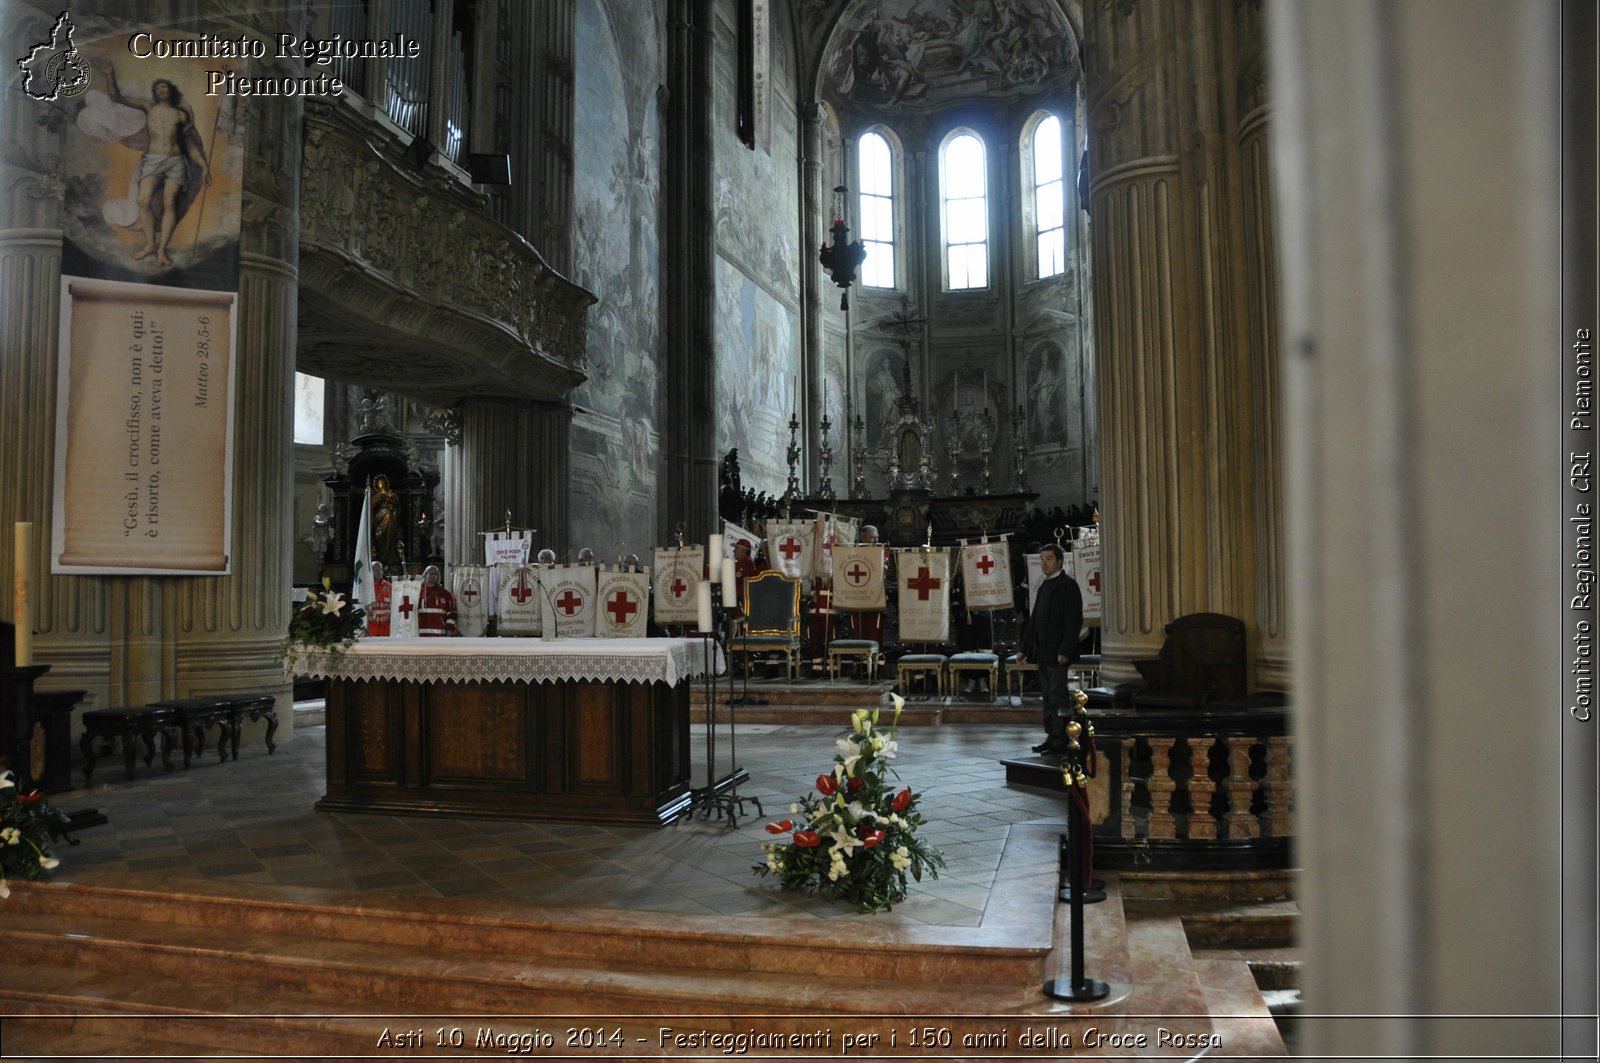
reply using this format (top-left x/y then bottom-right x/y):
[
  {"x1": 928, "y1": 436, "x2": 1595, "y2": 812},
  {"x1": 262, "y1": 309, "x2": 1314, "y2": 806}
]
[{"x1": 1, "y1": 0, "x2": 1591, "y2": 1058}]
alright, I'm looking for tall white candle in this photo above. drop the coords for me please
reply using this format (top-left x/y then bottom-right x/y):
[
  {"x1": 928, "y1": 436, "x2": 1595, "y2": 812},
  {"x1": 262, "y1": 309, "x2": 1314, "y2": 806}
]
[
  {"x1": 709, "y1": 533, "x2": 723, "y2": 561},
  {"x1": 721, "y1": 557, "x2": 737, "y2": 601},
  {"x1": 13, "y1": 522, "x2": 32, "y2": 667},
  {"x1": 696, "y1": 580, "x2": 713, "y2": 633}
]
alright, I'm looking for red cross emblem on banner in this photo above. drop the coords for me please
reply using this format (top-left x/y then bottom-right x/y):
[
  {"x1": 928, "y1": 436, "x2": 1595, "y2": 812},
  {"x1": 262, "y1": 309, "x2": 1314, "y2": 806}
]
[
  {"x1": 510, "y1": 575, "x2": 534, "y2": 604},
  {"x1": 906, "y1": 566, "x2": 942, "y2": 601},
  {"x1": 975, "y1": 553, "x2": 995, "y2": 575},
  {"x1": 845, "y1": 561, "x2": 870, "y2": 587},
  {"x1": 397, "y1": 596, "x2": 415, "y2": 619},
  {"x1": 1087, "y1": 570, "x2": 1102, "y2": 594},
  {"x1": 606, "y1": 590, "x2": 638, "y2": 625},
  {"x1": 555, "y1": 589, "x2": 584, "y2": 616},
  {"x1": 670, "y1": 575, "x2": 689, "y2": 600},
  {"x1": 778, "y1": 537, "x2": 802, "y2": 561},
  {"x1": 462, "y1": 581, "x2": 480, "y2": 607}
]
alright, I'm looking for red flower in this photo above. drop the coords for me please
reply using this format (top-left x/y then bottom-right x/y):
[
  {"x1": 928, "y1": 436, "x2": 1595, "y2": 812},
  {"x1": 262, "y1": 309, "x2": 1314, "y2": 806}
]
[
  {"x1": 846, "y1": 776, "x2": 864, "y2": 793},
  {"x1": 816, "y1": 774, "x2": 838, "y2": 796},
  {"x1": 892, "y1": 788, "x2": 912, "y2": 812},
  {"x1": 793, "y1": 830, "x2": 822, "y2": 848},
  {"x1": 858, "y1": 827, "x2": 886, "y2": 848},
  {"x1": 764, "y1": 820, "x2": 794, "y2": 834}
]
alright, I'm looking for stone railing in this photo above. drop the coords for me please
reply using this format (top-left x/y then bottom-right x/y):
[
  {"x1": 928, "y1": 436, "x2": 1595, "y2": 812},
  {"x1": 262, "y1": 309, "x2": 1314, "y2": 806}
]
[
  {"x1": 1088, "y1": 701, "x2": 1292, "y2": 871},
  {"x1": 297, "y1": 98, "x2": 593, "y2": 406}
]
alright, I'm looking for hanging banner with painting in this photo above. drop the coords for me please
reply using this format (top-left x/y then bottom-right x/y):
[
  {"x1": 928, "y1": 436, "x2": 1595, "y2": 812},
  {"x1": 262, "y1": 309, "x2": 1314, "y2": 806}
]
[{"x1": 52, "y1": 35, "x2": 244, "y2": 574}]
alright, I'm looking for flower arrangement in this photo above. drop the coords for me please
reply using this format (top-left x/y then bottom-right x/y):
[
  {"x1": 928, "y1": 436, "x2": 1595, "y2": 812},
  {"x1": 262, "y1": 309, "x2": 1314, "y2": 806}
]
[
  {"x1": 0, "y1": 766, "x2": 69, "y2": 899},
  {"x1": 753, "y1": 694, "x2": 944, "y2": 913},
  {"x1": 279, "y1": 577, "x2": 364, "y2": 667}
]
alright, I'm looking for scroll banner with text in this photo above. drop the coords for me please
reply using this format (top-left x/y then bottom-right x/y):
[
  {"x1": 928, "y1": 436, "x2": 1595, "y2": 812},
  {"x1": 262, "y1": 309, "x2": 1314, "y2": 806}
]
[
  {"x1": 831, "y1": 544, "x2": 886, "y2": 611},
  {"x1": 497, "y1": 565, "x2": 543, "y2": 635},
  {"x1": 484, "y1": 531, "x2": 531, "y2": 566},
  {"x1": 1073, "y1": 540, "x2": 1103, "y2": 621},
  {"x1": 766, "y1": 521, "x2": 816, "y2": 582},
  {"x1": 894, "y1": 549, "x2": 951, "y2": 644},
  {"x1": 452, "y1": 564, "x2": 490, "y2": 638},
  {"x1": 596, "y1": 568, "x2": 651, "y2": 638},
  {"x1": 540, "y1": 564, "x2": 597, "y2": 638},
  {"x1": 52, "y1": 280, "x2": 236, "y2": 573},
  {"x1": 652, "y1": 546, "x2": 703, "y2": 625},
  {"x1": 53, "y1": 37, "x2": 244, "y2": 574},
  {"x1": 390, "y1": 579, "x2": 421, "y2": 639},
  {"x1": 960, "y1": 539, "x2": 1015, "y2": 611}
]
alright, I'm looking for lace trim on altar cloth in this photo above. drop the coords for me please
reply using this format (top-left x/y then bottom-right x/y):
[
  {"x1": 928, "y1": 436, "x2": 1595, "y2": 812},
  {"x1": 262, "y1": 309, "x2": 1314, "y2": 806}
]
[{"x1": 294, "y1": 639, "x2": 724, "y2": 687}]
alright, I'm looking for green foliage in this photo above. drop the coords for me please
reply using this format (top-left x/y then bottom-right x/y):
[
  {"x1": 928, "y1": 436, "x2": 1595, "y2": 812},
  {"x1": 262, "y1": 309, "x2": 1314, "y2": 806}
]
[
  {"x1": 280, "y1": 576, "x2": 365, "y2": 668},
  {"x1": 0, "y1": 766, "x2": 70, "y2": 898}
]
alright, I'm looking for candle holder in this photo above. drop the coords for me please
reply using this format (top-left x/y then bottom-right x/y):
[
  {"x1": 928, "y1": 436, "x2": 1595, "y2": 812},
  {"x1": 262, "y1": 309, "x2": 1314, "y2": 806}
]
[
  {"x1": 978, "y1": 408, "x2": 995, "y2": 495},
  {"x1": 784, "y1": 411, "x2": 801, "y2": 503},
  {"x1": 817, "y1": 410, "x2": 836, "y2": 501},
  {"x1": 851, "y1": 414, "x2": 868, "y2": 500},
  {"x1": 944, "y1": 411, "x2": 963, "y2": 495},
  {"x1": 682, "y1": 578, "x2": 763, "y2": 829}
]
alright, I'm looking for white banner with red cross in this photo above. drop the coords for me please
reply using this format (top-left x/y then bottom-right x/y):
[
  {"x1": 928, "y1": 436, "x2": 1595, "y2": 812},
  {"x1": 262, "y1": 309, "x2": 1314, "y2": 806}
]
[
  {"x1": 721, "y1": 520, "x2": 761, "y2": 557},
  {"x1": 960, "y1": 538, "x2": 1015, "y2": 611},
  {"x1": 765, "y1": 521, "x2": 815, "y2": 581},
  {"x1": 452, "y1": 564, "x2": 491, "y2": 637},
  {"x1": 496, "y1": 564, "x2": 543, "y2": 635},
  {"x1": 831, "y1": 544, "x2": 886, "y2": 611},
  {"x1": 1072, "y1": 540, "x2": 1103, "y2": 620},
  {"x1": 389, "y1": 578, "x2": 422, "y2": 639},
  {"x1": 540, "y1": 563, "x2": 597, "y2": 637},
  {"x1": 595, "y1": 567, "x2": 650, "y2": 638},
  {"x1": 894, "y1": 549, "x2": 951, "y2": 644},
  {"x1": 1025, "y1": 552, "x2": 1045, "y2": 612},
  {"x1": 652, "y1": 546, "x2": 703, "y2": 625},
  {"x1": 810, "y1": 511, "x2": 858, "y2": 580}
]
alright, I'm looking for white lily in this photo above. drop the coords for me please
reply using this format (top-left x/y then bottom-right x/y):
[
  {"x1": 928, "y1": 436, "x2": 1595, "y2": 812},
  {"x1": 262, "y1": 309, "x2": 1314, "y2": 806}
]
[
  {"x1": 320, "y1": 591, "x2": 347, "y2": 616},
  {"x1": 0, "y1": 769, "x2": 15, "y2": 790},
  {"x1": 0, "y1": 827, "x2": 19, "y2": 845},
  {"x1": 891, "y1": 845, "x2": 912, "y2": 870},
  {"x1": 39, "y1": 854, "x2": 59, "y2": 869}
]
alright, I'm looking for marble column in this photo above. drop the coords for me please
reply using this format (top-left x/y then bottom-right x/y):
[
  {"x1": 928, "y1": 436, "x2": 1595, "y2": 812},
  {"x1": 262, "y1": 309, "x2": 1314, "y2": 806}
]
[
  {"x1": 1082, "y1": 0, "x2": 1282, "y2": 689},
  {"x1": 446, "y1": 399, "x2": 572, "y2": 562},
  {"x1": 801, "y1": 104, "x2": 825, "y2": 489},
  {"x1": 1, "y1": 1, "x2": 297, "y2": 731}
]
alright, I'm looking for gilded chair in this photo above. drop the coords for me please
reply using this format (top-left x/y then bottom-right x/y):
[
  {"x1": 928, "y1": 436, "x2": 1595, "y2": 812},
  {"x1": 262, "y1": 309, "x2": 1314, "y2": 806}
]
[{"x1": 725, "y1": 571, "x2": 802, "y2": 680}]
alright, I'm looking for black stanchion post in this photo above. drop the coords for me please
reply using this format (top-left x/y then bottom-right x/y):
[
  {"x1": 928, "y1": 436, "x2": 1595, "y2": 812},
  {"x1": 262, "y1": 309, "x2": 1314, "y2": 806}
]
[{"x1": 1043, "y1": 709, "x2": 1109, "y2": 1002}]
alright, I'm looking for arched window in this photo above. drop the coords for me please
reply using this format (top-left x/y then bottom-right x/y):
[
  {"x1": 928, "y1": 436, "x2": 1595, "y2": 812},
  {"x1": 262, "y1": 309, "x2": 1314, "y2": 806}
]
[
  {"x1": 857, "y1": 130, "x2": 896, "y2": 289},
  {"x1": 1031, "y1": 114, "x2": 1066, "y2": 278},
  {"x1": 941, "y1": 131, "x2": 988, "y2": 290}
]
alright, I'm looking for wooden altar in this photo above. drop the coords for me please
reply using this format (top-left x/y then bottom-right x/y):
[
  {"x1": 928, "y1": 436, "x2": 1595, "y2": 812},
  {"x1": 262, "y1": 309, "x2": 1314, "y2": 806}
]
[{"x1": 298, "y1": 637, "x2": 720, "y2": 826}]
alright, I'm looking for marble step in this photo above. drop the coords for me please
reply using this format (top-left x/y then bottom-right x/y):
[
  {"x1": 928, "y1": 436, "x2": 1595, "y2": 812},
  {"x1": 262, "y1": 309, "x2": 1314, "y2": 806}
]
[{"x1": 3, "y1": 879, "x2": 1050, "y2": 987}]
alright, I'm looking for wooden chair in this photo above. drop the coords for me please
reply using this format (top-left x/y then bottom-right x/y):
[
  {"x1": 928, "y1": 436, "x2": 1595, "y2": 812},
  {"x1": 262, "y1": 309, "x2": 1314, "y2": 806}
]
[{"x1": 725, "y1": 571, "x2": 802, "y2": 680}]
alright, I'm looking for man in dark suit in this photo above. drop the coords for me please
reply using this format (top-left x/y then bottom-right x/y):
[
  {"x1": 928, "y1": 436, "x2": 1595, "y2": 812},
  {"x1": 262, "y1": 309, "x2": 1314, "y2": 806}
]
[{"x1": 1017, "y1": 542, "x2": 1083, "y2": 753}]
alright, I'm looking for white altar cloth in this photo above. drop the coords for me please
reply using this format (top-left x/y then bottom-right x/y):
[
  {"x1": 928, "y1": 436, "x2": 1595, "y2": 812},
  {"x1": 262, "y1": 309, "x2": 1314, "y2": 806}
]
[{"x1": 295, "y1": 636, "x2": 725, "y2": 687}]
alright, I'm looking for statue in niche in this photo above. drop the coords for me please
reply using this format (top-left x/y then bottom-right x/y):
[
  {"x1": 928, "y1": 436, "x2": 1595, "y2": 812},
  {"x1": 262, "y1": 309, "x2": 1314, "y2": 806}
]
[
  {"x1": 1028, "y1": 348, "x2": 1066, "y2": 442},
  {"x1": 371, "y1": 474, "x2": 400, "y2": 565}
]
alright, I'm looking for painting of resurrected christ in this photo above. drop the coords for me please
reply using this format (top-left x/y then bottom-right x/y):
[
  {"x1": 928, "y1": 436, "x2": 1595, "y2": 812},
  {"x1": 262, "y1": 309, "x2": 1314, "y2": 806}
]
[{"x1": 61, "y1": 43, "x2": 241, "y2": 291}]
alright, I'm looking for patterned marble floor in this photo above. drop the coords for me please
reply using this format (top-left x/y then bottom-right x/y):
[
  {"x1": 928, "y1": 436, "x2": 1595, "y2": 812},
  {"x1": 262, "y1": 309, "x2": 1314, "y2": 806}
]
[{"x1": 45, "y1": 712, "x2": 1069, "y2": 928}]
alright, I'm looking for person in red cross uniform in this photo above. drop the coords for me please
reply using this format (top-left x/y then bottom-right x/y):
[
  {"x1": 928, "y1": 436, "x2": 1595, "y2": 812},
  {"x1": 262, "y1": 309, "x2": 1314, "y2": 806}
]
[
  {"x1": 418, "y1": 565, "x2": 459, "y2": 636},
  {"x1": 366, "y1": 561, "x2": 392, "y2": 636}
]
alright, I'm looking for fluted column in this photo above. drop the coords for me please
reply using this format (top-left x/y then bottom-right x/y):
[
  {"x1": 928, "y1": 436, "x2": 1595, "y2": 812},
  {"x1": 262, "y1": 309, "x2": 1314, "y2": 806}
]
[
  {"x1": 1083, "y1": 0, "x2": 1280, "y2": 687},
  {"x1": 446, "y1": 399, "x2": 572, "y2": 561},
  {"x1": 801, "y1": 104, "x2": 825, "y2": 488}
]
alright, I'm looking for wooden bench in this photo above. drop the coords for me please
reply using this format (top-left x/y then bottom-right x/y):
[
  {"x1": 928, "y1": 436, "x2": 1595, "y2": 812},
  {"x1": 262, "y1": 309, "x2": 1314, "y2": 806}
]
[{"x1": 79, "y1": 706, "x2": 178, "y2": 783}]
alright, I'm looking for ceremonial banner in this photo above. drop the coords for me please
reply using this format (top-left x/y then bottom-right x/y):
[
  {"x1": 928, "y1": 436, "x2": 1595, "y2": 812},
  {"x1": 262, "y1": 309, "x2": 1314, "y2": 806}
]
[
  {"x1": 484, "y1": 530, "x2": 531, "y2": 566},
  {"x1": 52, "y1": 280, "x2": 236, "y2": 573},
  {"x1": 497, "y1": 564, "x2": 543, "y2": 635},
  {"x1": 452, "y1": 564, "x2": 490, "y2": 638},
  {"x1": 766, "y1": 521, "x2": 815, "y2": 581},
  {"x1": 960, "y1": 539, "x2": 1015, "y2": 611},
  {"x1": 540, "y1": 563, "x2": 597, "y2": 638},
  {"x1": 895, "y1": 549, "x2": 951, "y2": 644},
  {"x1": 652, "y1": 546, "x2": 703, "y2": 625},
  {"x1": 721, "y1": 520, "x2": 760, "y2": 557},
  {"x1": 390, "y1": 578, "x2": 421, "y2": 639},
  {"x1": 1073, "y1": 540, "x2": 1103, "y2": 620},
  {"x1": 352, "y1": 485, "x2": 374, "y2": 627},
  {"x1": 831, "y1": 544, "x2": 887, "y2": 611},
  {"x1": 596, "y1": 567, "x2": 651, "y2": 638},
  {"x1": 1025, "y1": 552, "x2": 1045, "y2": 612},
  {"x1": 811, "y1": 513, "x2": 858, "y2": 580}
]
